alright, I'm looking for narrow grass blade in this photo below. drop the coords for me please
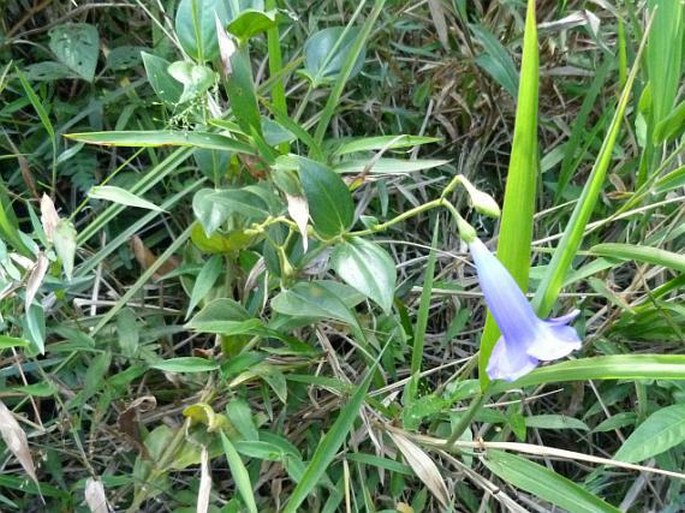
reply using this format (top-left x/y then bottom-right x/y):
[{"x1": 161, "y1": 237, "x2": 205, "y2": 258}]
[
  {"x1": 590, "y1": 243, "x2": 685, "y2": 273},
  {"x1": 220, "y1": 432, "x2": 258, "y2": 513},
  {"x1": 406, "y1": 219, "x2": 439, "y2": 401},
  {"x1": 483, "y1": 451, "x2": 620, "y2": 513},
  {"x1": 531, "y1": 21, "x2": 651, "y2": 317},
  {"x1": 492, "y1": 355, "x2": 685, "y2": 391},
  {"x1": 66, "y1": 130, "x2": 256, "y2": 155},
  {"x1": 282, "y1": 350, "x2": 384, "y2": 513},
  {"x1": 479, "y1": 0, "x2": 538, "y2": 389},
  {"x1": 556, "y1": 59, "x2": 612, "y2": 202}
]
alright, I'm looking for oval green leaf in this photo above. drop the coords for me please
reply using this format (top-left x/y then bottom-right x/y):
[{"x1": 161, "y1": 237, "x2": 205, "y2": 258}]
[
  {"x1": 175, "y1": 0, "x2": 229, "y2": 61},
  {"x1": 614, "y1": 403, "x2": 685, "y2": 463},
  {"x1": 301, "y1": 26, "x2": 366, "y2": 87},
  {"x1": 331, "y1": 237, "x2": 396, "y2": 314},
  {"x1": 271, "y1": 281, "x2": 359, "y2": 326},
  {"x1": 297, "y1": 158, "x2": 353, "y2": 238},
  {"x1": 49, "y1": 23, "x2": 99, "y2": 82}
]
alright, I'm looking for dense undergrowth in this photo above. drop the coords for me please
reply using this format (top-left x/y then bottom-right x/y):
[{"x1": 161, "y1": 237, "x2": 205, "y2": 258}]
[{"x1": 1, "y1": 0, "x2": 684, "y2": 511}]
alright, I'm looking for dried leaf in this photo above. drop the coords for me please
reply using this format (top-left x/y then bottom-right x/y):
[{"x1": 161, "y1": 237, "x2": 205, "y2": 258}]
[
  {"x1": 0, "y1": 400, "x2": 39, "y2": 489},
  {"x1": 215, "y1": 13, "x2": 236, "y2": 77},
  {"x1": 197, "y1": 445, "x2": 212, "y2": 513},
  {"x1": 286, "y1": 194, "x2": 310, "y2": 252},
  {"x1": 25, "y1": 253, "x2": 49, "y2": 312},
  {"x1": 40, "y1": 194, "x2": 59, "y2": 243},
  {"x1": 130, "y1": 235, "x2": 179, "y2": 279},
  {"x1": 389, "y1": 432, "x2": 450, "y2": 509},
  {"x1": 117, "y1": 396, "x2": 156, "y2": 457},
  {"x1": 427, "y1": 0, "x2": 449, "y2": 49},
  {"x1": 85, "y1": 477, "x2": 110, "y2": 513}
]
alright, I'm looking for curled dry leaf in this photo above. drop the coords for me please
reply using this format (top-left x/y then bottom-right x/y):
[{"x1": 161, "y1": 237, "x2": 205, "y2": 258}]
[
  {"x1": 40, "y1": 194, "x2": 59, "y2": 243},
  {"x1": 130, "y1": 235, "x2": 180, "y2": 280},
  {"x1": 215, "y1": 13, "x2": 236, "y2": 77},
  {"x1": 286, "y1": 194, "x2": 310, "y2": 252},
  {"x1": 85, "y1": 477, "x2": 110, "y2": 513},
  {"x1": 25, "y1": 253, "x2": 49, "y2": 313},
  {"x1": 197, "y1": 445, "x2": 212, "y2": 513},
  {"x1": 388, "y1": 431, "x2": 450, "y2": 509},
  {"x1": 0, "y1": 400, "x2": 40, "y2": 491}
]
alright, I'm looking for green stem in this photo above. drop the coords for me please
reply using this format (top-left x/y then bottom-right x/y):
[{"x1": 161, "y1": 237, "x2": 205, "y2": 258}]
[
  {"x1": 350, "y1": 198, "x2": 443, "y2": 237},
  {"x1": 446, "y1": 389, "x2": 491, "y2": 447}
]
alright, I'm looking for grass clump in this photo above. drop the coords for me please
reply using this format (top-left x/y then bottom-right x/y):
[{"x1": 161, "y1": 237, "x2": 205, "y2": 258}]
[{"x1": 0, "y1": 0, "x2": 684, "y2": 511}]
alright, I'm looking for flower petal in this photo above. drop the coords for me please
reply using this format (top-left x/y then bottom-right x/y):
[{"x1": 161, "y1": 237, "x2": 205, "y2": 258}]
[
  {"x1": 468, "y1": 239, "x2": 539, "y2": 342},
  {"x1": 526, "y1": 321, "x2": 581, "y2": 361},
  {"x1": 486, "y1": 336, "x2": 539, "y2": 382},
  {"x1": 547, "y1": 309, "x2": 580, "y2": 325}
]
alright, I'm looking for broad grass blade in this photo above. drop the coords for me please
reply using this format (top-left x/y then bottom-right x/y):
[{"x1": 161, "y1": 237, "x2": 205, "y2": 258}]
[{"x1": 479, "y1": 0, "x2": 538, "y2": 389}]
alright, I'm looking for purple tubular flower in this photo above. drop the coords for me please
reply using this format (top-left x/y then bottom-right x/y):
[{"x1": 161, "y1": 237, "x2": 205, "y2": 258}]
[{"x1": 468, "y1": 238, "x2": 581, "y2": 382}]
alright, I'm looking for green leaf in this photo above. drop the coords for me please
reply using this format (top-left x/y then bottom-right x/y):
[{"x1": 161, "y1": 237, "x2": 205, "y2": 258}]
[
  {"x1": 271, "y1": 281, "x2": 360, "y2": 326},
  {"x1": 282, "y1": 352, "x2": 381, "y2": 513},
  {"x1": 331, "y1": 237, "x2": 396, "y2": 314},
  {"x1": 301, "y1": 26, "x2": 366, "y2": 87},
  {"x1": 654, "y1": 99, "x2": 685, "y2": 143},
  {"x1": 25, "y1": 61, "x2": 80, "y2": 81},
  {"x1": 590, "y1": 243, "x2": 685, "y2": 273},
  {"x1": 531, "y1": 13, "x2": 647, "y2": 317},
  {"x1": 470, "y1": 24, "x2": 519, "y2": 98},
  {"x1": 186, "y1": 255, "x2": 223, "y2": 319},
  {"x1": 167, "y1": 61, "x2": 216, "y2": 104},
  {"x1": 296, "y1": 157, "x2": 353, "y2": 238},
  {"x1": 0, "y1": 336, "x2": 29, "y2": 349},
  {"x1": 479, "y1": 0, "x2": 538, "y2": 389},
  {"x1": 66, "y1": 131, "x2": 256, "y2": 155},
  {"x1": 333, "y1": 158, "x2": 448, "y2": 175},
  {"x1": 88, "y1": 185, "x2": 165, "y2": 212},
  {"x1": 654, "y1": 165, "x2": 685, "y2": 194},
  {"x1": 592, "y1": 413, "x2": 637, "y2": 433},
  {"x1": 220, "y1": 432, "x2": 259, "y2": 513},
  {"x1": 150, "y1": 357, "x2": 219, "y2": 373},
  {"x1": 48, "y1": 23, "x2": 99, "y2": 82},
  {"x1": 524, "y1": 415, "x2": 589, "y2": 431},
  {"x1": 141, "y1": 52, "x2": 183, "y2": 104},
  {"x1": 53, "y1": 219, "x2": 77, "y2": 281},
  {"x1": 225, "y1": 45, "x2": 263, "y2": 137},
  {"x1": 493, "y1": 355, "x2": 685, "y2": 391},
  {"x1": 614, "y1": 404, "x2": 685, "y2": 463},
  {"x1": 192, "y1": 187, "x2": 269, "y2": 236},
  {"x1": 186, "y1": 299, "x2": 264, "y2": 336},
  {"x1": 226, "y1": 399, "x2": 259, "y2": 441},
  {"x1": 330, "y1": 135, "x2": 441, "y2": 156},
  {"x1": 228, "y1": 9, "x2": 289, "y2": 41},
  {"x1": 117, "y1": 308, "x2": 139, "y2": 358},
  {"x1": 175, "y1": 0, "x2": 229, "y2": 61},
  {"x1": 23, "y1": 304, "x2": 45, "y2": 355},
  {"x1": 483, "y1": 451, "x2": 620, "y2": 513},
  {"x1": 82, "y1": 351, "x2": 112, "y2": 402}
]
